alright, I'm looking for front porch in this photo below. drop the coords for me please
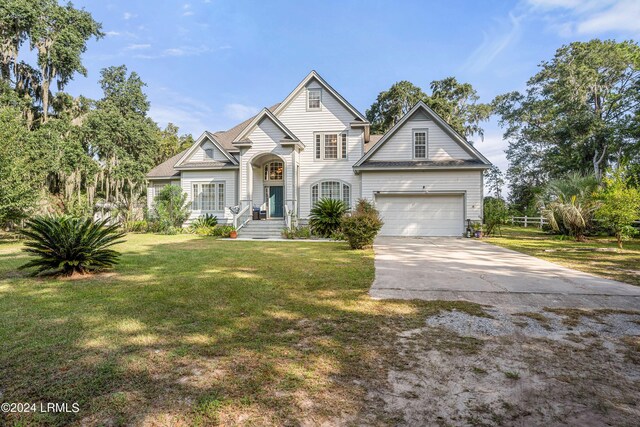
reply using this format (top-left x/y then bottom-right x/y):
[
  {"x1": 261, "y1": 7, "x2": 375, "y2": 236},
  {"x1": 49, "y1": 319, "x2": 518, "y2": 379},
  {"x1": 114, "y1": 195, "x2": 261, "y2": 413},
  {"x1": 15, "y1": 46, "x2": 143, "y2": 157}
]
[{"x1": 234, "y1": 152, "x2": 298, "y2": 231}]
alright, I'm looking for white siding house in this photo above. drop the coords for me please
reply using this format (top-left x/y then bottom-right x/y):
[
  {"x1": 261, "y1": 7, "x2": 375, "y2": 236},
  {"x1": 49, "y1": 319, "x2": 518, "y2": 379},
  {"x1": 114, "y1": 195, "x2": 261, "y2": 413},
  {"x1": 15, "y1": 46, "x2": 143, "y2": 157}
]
[{"x1": 146, "y1": 71, "x2": 491, "y2": 236}]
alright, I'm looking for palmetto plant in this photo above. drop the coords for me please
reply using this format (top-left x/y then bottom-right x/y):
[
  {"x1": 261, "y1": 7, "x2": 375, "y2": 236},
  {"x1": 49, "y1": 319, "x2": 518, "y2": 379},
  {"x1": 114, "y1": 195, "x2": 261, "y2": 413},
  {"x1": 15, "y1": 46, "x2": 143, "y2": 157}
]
[
  {"x1": 309, "y1": 198, "x2": 347, "y2": 237},
  {"x1": 538, "y1": 173, "x2": 599, "y2": 241},
  {"x1": 19, "y1": 216, "x2": 126, "y2": 276}
]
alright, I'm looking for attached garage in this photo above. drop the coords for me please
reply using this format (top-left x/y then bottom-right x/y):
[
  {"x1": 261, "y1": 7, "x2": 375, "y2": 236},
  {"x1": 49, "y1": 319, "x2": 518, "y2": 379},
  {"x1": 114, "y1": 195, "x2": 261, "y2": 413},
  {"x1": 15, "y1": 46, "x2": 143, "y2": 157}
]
[{"x1": 375, "y1": 194, "x2": 465, "y2": 237}]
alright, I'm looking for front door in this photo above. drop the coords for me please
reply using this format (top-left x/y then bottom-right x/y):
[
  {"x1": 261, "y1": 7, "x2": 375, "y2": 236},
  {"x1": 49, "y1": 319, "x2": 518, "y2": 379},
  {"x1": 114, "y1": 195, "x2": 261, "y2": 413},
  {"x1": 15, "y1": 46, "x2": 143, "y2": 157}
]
[{"x1": 268, "y1": 186, "x2": 284, "y2": 218}]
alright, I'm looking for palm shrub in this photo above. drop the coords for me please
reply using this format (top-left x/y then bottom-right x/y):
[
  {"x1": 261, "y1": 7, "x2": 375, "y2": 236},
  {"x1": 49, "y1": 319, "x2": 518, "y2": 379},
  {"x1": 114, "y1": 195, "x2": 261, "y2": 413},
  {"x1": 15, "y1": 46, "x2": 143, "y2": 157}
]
[
  {"x1": 341, "y1": 199, "x2": 384, "y2": 249},
  {"x1": 538, "y1": 173, "x2": 598, "y2": 241},
  {"x1": 189, "y1": 214, "x2": 218, "y2": 236},
  {"x1": 152, "y1": 185, "x2": 190, "y2": 233},
  {"x1": 18, "y1": 216, "x2": 126, "y2": 276},
  {"x1": 309, "y1": 198, "x2": 347, "y2": 237}
]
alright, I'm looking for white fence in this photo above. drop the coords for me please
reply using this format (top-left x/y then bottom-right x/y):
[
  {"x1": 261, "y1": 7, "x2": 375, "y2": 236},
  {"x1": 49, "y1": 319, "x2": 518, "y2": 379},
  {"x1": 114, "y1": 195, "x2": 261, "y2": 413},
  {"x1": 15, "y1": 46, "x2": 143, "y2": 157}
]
[
  {"x1": 509, "y1": 216, "x2": 640, "y2": 229},
  {"x1": 509, "y1": 216, "x2": 548, "y2": 228}
]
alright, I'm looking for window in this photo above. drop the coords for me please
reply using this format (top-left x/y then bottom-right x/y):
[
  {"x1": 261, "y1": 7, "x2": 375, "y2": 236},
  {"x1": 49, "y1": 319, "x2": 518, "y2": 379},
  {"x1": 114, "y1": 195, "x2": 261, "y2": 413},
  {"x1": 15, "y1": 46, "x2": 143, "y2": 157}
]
[
  {"x1": 311, "y1": 181, "x2": 351, "y2": 207},
  {"x1": 315, "y1": 134, "x2": 321, "y2": 159},
  {"x1": 204, "y1": 148, "x2": 214, "y2": 159},
  {"x1": 324, "y1": 134, "x2": 338, "y2": 159},
  {"x1": 308, "y1": 88, "x2": 321, "y2": 110},
  {"x1": 264, "y1": 161, "x2": 283, "y2": 181},
  {"x1": 413, "y1": 129, "x2": 427, "y2": 159},
  {"x1": 341, "y1": 133, "x2": 347, "y2": 159},
  {"x1": 314, "y1": 132, "x2": 348, "y2": 160},
  {"x1": 192, "y1": 182, "x2": 225, "y2": 211}
]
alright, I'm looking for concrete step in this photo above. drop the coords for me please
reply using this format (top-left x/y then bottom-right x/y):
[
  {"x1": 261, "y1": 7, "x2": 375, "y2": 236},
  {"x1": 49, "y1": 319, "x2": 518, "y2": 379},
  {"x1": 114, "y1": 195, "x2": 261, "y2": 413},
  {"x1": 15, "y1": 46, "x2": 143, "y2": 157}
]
[{"x1": 238, "y1": 220, "x2": 285, "y2": 238}]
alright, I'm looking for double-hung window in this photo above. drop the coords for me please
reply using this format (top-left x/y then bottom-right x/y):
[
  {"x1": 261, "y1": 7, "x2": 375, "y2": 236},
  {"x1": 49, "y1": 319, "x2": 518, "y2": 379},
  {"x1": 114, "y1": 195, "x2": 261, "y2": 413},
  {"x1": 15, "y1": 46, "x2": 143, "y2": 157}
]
[
  {"x1": 413, "y1": 129, "x2": 428, "y2": 159},
  {"x1": 307, "y1": 88, "x2": 321, "y2": 110},
  {"x1": 314, "y1": 132, "x2": 348, "y2": 160},
  {"x1": 324, "y1": 134, "x2": 338, "y2": 159},
  {"x1": 192, "y1": 182, "x2": 225, "y2": 211},
  {"x1": 311, "y1": 181, "x2": 351, "y2": 207}
]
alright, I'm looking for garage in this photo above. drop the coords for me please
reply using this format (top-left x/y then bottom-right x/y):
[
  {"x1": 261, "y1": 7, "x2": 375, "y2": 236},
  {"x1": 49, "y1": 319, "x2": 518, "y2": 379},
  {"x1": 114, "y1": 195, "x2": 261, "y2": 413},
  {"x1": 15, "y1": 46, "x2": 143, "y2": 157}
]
[{"x1": 375, "y1": 194, "x2": 465, "y2": 237}]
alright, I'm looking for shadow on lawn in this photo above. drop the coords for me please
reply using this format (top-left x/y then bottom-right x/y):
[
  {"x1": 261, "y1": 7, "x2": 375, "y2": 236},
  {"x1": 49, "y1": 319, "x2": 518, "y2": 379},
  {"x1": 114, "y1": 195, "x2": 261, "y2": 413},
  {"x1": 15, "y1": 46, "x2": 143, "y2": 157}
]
[{"x1": 0, "y1": 237, "x2": 446, "y2": 426}]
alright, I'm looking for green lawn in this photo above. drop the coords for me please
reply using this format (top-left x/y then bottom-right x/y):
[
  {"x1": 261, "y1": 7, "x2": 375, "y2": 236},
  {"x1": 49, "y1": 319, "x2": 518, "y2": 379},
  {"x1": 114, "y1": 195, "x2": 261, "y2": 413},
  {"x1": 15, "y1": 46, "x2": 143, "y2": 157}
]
[
  {"x1": 486, "y1": 226, "x2": 640, "y2": 286},
  {"x1": 0, "y1": 234, "x2": 481, "y2": 426}
]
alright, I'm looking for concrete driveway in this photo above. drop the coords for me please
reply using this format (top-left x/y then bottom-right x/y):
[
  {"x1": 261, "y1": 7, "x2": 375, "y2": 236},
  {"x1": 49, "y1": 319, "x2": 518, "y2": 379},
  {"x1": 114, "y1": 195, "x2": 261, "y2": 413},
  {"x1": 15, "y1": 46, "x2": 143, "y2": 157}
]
[{"x1": 371, "y1": 237, "x2": 640, "y2": 310}]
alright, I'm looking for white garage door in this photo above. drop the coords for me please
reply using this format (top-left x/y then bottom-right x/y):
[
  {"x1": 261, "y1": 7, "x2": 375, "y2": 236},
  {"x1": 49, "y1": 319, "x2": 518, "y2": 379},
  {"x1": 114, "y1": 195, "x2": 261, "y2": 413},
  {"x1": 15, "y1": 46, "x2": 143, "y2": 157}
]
[{"x1": 376, "y1": 194, "x2": 464, "y2": 237}]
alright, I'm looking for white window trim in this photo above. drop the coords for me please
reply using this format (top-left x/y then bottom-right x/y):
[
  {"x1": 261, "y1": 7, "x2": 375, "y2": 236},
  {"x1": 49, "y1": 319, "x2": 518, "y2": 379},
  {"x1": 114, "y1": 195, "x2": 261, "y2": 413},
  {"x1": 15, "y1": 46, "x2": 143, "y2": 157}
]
[
  {"x1": 313, "y1": 131, "x2": 348, "y2": 161},
  {"x1": 310, "y1": 180, "x2": 351, "y2": 208},
  {"x1": 413, "y1": 128, "x2": 428, "y2": 160},
  {"x1": 191, "y1": 180, "x2": 226, "y2": 213},
  {"x1": 307, "y1": 87, "x2": 322, "y2": 111}
]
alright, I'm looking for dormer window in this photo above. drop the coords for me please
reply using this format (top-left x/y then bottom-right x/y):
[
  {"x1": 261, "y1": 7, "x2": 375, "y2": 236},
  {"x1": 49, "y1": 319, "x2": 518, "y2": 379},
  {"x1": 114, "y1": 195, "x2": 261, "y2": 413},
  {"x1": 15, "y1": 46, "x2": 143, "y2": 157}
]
[
  {"x1": 204, "y1": 148, "x2": 214, "y2": 160},
  {"x1": 307, "y1": 88, "x2": 321, "y2": 110}
]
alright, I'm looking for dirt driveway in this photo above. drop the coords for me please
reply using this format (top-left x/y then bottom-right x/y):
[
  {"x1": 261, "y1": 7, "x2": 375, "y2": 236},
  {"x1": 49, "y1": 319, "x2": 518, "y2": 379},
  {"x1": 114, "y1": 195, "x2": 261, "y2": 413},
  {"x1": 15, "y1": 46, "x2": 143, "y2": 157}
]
[
  {"x1": 371, "y1": 237, "x2": 640, "y2": 311},
  {"x1": 368, "y1": 237, "x2": 640, "y2": 425}
]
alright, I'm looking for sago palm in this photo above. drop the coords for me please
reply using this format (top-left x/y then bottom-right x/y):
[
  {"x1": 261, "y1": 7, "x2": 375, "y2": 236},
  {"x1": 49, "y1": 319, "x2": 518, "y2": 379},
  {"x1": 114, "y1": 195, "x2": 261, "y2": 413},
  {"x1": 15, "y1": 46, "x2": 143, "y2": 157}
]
[
  {"x1": 538, "y1": 173, "x2": 598, "y2": 241},
  {"x1": 19, "y1": 216, "x2": 126, "y2": 276},
  {"x1": 309, "y1": 198, "x2": 347, "y2": 237}
]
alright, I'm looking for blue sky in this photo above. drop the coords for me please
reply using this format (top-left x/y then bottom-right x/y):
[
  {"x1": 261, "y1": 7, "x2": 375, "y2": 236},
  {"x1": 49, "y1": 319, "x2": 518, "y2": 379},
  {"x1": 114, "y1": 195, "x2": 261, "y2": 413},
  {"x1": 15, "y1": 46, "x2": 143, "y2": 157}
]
[{"x1": 64, "y1": 0, "x2": 640, "y2": 173}]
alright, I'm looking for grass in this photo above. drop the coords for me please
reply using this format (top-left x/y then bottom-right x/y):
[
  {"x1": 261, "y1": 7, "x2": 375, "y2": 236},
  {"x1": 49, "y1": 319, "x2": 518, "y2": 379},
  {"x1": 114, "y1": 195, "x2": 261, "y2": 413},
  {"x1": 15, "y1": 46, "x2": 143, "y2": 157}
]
[
  {"x1": 543, "y1": 307, "x2": 640, "y2": 327},
  {"x1": 0, "y1": 233, "x2": 486, "y2": 426},
  {"x1": 486, "y1": 226, "x2": 640, "y2": 286},
  {"x1": 503, "y1": 371, "x2": 521, "y2": 380}
]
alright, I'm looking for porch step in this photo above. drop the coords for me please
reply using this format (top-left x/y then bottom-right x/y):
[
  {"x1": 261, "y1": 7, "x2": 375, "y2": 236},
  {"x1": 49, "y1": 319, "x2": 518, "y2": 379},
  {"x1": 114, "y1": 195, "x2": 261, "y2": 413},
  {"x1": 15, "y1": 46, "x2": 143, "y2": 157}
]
[{"x1": 238, "y1": 220, "x2": 286, "y2": 239}]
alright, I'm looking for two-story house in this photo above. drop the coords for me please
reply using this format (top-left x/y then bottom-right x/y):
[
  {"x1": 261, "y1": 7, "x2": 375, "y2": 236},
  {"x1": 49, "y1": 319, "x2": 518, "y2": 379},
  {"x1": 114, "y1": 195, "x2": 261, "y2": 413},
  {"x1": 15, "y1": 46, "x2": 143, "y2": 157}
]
[{"x1": 146, "y1": 71, "x2": 492, "y2": 237}]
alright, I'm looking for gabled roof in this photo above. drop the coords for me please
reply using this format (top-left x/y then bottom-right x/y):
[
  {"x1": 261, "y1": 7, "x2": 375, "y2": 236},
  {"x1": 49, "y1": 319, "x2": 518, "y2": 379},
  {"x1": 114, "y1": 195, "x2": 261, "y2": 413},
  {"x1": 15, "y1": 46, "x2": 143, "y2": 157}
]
[
  {"x1": 354, "y1": 101, "x2": 492, "y2": 167},
  {"x1": 147, "y1": 149, "x2": 187, "y2": 179},
  {"x1": 273, "y1": 70, "x2": 369, "y2": 123},
  {"x1": 232, "y1": 108, "x2": 301, "y2": 145},
  {"x1": 174, "y1": 132, "x2": 239, "y2": 168}
]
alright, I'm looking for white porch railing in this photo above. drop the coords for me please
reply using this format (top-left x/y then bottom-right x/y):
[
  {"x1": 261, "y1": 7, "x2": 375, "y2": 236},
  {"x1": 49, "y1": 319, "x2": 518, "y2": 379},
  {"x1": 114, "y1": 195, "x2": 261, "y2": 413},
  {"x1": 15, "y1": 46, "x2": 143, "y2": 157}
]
[
  {"x1": 284, "y1": 205, "x2": 291, "y2": 230},
  {"x1": 233, "y1": 204, "x2": 251, "y2": 230}
]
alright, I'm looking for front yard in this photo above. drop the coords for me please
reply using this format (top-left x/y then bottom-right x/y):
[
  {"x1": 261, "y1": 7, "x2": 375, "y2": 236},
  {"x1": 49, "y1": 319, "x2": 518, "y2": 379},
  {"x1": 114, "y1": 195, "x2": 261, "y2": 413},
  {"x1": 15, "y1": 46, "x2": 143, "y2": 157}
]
[
  {"x1": 487, "y1": 226, "x2": 640, "y2": 286},
  {"x1": 0, "y1": 234, "x2": 478, "y2": 426},
  {"x1": 1, "y1": 233, "x2": 639, "y2": 425}
]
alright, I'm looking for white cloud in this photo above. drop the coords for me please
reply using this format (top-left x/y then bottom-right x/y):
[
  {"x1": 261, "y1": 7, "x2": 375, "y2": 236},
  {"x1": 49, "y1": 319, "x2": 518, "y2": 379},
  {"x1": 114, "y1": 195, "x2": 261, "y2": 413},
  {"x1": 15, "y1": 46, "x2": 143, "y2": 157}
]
[
  {"x1": 183, "y1": 3, "x2": 194, "y2": 16},
  {"x1": 125, "y1": 43, "x2": 151, "y2": 50},
  {"x1": 149, "y1": 105, "x2": 209, "y2": 136},
  {"x1": 105, "y1": 31, "x2": 121, "y2": 37},
  {"x1": 463, "y1": 13, "x2": 523, "y2": 72},
  {"x1": 134, "y1": 45, "x2": 211, "y2": 59},
  {"x1": 224, "y1": 103, "x2": 259, "y2": 121},
  {"x1": 123, "y1": 12, "x2": 135, "y2": 20},
  {"x1": 148, "y1": 88, "x2": 215, "y2": 135},
  {"x1": 526, "y1": 0, "x2": 640, "y2": 35}
]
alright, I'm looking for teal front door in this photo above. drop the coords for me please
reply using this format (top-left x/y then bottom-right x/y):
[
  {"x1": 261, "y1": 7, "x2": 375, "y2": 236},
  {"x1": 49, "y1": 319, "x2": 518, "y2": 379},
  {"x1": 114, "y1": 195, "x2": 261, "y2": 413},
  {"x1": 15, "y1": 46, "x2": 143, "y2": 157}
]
[{"x1": 268, "y1": 186, "x2": 284, "y2": 217}]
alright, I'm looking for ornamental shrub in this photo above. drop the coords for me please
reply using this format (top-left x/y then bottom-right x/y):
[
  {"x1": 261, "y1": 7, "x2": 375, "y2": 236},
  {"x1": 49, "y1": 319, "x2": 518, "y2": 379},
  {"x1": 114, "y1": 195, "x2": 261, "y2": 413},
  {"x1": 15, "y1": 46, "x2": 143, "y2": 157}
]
[{"x1": 340, "y1": 199, "x2": 383, "y2": 249}]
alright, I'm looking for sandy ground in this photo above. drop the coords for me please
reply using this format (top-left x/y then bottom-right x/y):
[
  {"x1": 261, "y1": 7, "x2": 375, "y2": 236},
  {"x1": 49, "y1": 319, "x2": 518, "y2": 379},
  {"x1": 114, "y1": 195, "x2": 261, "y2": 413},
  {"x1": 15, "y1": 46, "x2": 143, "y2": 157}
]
[{"x1": 372, "y1": 307, "x2": 640, "y2": 426}]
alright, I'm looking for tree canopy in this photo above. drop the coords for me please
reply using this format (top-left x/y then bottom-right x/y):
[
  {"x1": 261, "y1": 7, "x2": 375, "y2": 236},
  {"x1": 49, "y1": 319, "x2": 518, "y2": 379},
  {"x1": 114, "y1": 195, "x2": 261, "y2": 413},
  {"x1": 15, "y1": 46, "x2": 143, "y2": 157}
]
[
  {"x1": 0, "y1": 1, "x2": 192, "y2": 227},
  {"x1": 494, "y1": 39, "x2": 640, "y2": 212},
  {"x1": 366, "y1": 77, "x2": 492, "y2": 142}
]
